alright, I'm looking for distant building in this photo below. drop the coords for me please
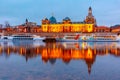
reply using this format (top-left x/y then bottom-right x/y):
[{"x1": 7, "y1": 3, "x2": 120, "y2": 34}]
[
  {"x1": 41, "y1": 7, "x2": 96, "y2": 33},
  {"x1": 16, "y1": 19, "x2": 41, "y2": 33},
  {"x1": 110, "y1": 25, "x2": 120, "y2": 33},
  {"x1": 25, "y1": 19, "x2": 37, "y2": 26},
  {"x1": 0, "y1": 24, "x2": 3, "y2": 32},
  {"x1": 95, "y1": 26, "x2": 110, "y2": 32}
]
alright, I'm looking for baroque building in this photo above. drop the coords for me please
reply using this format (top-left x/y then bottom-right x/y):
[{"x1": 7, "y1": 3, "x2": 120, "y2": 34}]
[{"x1": 41, "y1": 7, "x2": 96, "y2": 33}]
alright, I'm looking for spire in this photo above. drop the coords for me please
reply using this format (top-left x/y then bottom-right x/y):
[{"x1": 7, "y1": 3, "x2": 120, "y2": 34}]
[
  {"x1": 52, "y1": 12, "x2": 54, "y2": 16},
  {"x1": 88, "y1": 6, "x2": 92, "y2": 16},
  {"x1": 89, "y1": 6, "x2": 92, "y2": 11}
]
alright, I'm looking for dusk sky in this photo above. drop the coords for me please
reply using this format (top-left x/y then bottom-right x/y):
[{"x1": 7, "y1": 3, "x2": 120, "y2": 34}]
[{"x1": 0, "y1": 0, "x2": 120, "y2": 26}]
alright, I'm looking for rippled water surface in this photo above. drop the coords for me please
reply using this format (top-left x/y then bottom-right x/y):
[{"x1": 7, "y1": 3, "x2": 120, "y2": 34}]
[{"x1": 0, "y1": 41, "x2": 120, "y2": 80}]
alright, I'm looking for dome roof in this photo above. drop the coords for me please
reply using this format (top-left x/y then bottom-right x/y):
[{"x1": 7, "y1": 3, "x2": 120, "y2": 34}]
[
  {"x1": 63, "y1": 17, "x2": 71, "y2": 21},
  {"x1": 45, "y1": 18, "x2": 48, "y2": 20},
  {"x1": 49, "y1": 16, "x2": 57, "y2": 24}
]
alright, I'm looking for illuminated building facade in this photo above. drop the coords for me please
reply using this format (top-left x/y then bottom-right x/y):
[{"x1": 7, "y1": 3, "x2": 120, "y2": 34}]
[{"x1": 41, "y1": 7, "x2": 95, "y2": 33}]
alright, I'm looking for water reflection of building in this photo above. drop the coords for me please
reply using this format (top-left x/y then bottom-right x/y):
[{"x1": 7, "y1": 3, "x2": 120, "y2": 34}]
[{"x1": 0, "y1": 42, "x2": 120, "y2": 74}]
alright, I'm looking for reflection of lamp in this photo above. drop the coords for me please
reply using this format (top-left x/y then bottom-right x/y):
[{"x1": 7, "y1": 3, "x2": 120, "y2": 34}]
[
  {"x1": 63, "y1": 43, "x2": 67, "y2": 48},
  {"x1": 75, "y1": 43, "x2": 79, "y2": 48},
  {"x1": 82, "y1": 42, "x2": 88, "y2": 49},
  {"x1": 82, "y1": 36, "x2": 86, "y2": 40},
  {"x1": 86, "y1": 48, "x2": 93, "y2": 59}
]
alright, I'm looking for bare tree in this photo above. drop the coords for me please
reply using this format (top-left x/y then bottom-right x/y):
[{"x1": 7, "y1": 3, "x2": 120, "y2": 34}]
[{"x1": 0, "y1": 24, "x2": 3, "y2": 28}]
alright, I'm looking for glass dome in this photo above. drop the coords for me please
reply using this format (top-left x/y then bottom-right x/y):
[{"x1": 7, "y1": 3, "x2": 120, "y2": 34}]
[
  {"x1": 63, "y1": 17, "x2": 71, "y2": 21},
  {"x1": 49, "y1": 16, "x2": 57, "y2": 24}
]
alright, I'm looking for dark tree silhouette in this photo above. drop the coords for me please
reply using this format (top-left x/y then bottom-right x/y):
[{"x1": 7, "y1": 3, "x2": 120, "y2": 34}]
[{"x1": 5, "y1": 21, "x2": 10, "y2": 28}]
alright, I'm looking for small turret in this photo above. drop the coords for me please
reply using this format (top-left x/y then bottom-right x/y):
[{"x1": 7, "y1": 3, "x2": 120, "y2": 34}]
[{"x1": 26, "y1": 19, "x2": 28, "y2": 24}]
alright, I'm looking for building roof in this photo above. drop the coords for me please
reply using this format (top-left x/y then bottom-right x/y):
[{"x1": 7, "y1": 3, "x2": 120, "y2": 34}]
[
  {"x1": 97, "y1": 26, "x2": 109, "y2": 29},
  {"x1": 45, "y1": 18, "x2": 48, "y2": 20},
  {"x1": 110, "y1": 25, "x2": 120, "y2": 28}
]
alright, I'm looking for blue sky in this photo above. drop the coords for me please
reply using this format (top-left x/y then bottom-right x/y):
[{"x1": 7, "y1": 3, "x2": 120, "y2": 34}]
[{"x1": 0, "y1": 0, "x2": 120, "y2": 26}]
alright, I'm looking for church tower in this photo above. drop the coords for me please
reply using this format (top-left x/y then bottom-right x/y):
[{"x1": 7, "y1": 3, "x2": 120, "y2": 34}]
[{"x1": 85, "y1": 7, "x2": 97, "y2": 27}]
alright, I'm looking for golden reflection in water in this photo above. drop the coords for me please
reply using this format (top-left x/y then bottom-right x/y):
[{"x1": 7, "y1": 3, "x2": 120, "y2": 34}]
[{"x1": 0, "y1": 42, "x2": 120, "y2": 74}]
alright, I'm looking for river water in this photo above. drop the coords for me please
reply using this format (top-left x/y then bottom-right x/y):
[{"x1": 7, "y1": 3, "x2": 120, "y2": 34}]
[{"x1": 0, "y1": 41, "x2": 120, "y2": 80}]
